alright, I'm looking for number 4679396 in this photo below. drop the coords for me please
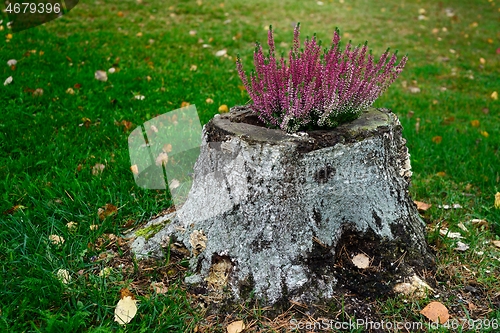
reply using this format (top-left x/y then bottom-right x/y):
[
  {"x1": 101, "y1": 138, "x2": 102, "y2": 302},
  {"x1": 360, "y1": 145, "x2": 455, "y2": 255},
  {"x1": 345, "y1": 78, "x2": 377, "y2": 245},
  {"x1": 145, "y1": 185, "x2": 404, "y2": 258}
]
[{"x1": 5, "y1": 2, "x2": 61, "y2": 14}]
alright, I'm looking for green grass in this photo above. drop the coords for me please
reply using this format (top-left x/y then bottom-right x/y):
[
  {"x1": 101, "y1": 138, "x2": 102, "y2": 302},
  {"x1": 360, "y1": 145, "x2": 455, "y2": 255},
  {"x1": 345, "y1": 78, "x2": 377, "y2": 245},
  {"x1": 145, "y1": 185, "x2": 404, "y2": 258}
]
[{"x1": 1, "y1": 0, "x2": 499, "y2": 331}]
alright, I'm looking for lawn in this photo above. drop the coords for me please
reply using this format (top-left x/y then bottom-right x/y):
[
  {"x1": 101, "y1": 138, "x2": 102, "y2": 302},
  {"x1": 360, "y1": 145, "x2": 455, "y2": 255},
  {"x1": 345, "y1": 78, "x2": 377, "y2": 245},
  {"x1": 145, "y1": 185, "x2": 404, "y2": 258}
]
[{"x1": 0, "y1": 0, "x2": 499, "y2": 332}]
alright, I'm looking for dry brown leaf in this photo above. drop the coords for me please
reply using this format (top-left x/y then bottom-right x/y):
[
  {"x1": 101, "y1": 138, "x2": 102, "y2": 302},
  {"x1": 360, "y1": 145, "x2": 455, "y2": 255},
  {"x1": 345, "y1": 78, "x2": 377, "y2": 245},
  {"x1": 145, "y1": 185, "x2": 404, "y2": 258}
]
[
  {"x1": 420, "y1": 301, "x2": 450, "y2": 324},
  {"x1": 414, "y1": 200, "x2": 432, "y2": 211},
  {"x1": 432, "y1": 136, "x2": 442, "y2": 144},
  {"x1": 151, "y1": 281, "x2": 168, "y2": 294},
  {"x1": 436, "y1": 171, "x2": 446, "y2": 177},
  {"x1": 226, "y1": 320, "x2": 245, "y2": 333},
  {"x1": 468, "y1": 301, "x2": 477, "y2": 311},
  {"x1": 352, "y1": 253, "x2": 370, "y2": 269},
  {"x1": 470, "y1": 218, "x2": 488, "y2": 228},
  {"x1": 3, "y1": 204, "x2": 26, "y2": 215},
  {"x1": 130, "y1": 164, "x2": 139, "y2": 175},
  {"x1": 155, "y1": 152, "x2": 169, "y2": 166},
  {"x1": 492, "y1": 240, "x2": 500, "y2": 249},
  {"x1": 98, "y1": 203, "x2": 118, "y2": 220}
]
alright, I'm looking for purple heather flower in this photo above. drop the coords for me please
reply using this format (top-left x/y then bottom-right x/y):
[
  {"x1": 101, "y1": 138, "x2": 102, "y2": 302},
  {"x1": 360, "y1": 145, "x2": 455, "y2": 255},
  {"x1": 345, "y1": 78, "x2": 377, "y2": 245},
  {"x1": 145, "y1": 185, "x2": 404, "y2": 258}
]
[{"x1": 236, "y1": 24, "x2": 408, "y2": 132}]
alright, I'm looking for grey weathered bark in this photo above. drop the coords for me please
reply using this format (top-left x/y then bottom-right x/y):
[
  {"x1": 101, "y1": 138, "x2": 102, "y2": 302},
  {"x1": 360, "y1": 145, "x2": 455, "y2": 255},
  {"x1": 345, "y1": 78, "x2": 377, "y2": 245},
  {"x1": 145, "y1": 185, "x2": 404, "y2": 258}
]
[{"x1": 130, "y1": 106, "x2": 434, "y2": 305}]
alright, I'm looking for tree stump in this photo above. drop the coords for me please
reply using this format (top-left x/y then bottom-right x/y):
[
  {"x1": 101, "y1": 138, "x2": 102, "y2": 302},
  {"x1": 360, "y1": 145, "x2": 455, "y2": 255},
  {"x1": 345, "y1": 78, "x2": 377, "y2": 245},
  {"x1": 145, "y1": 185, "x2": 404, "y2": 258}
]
[{"x1": 130, "y1": 106, "x2": 435, "y2": 305}]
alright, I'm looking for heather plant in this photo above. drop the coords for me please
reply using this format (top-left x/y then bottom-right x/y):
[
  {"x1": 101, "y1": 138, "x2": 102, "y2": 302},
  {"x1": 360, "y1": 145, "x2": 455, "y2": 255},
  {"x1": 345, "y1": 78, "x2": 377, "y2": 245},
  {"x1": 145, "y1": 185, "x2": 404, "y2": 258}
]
[{"x1": 236, "y1": 24, "x2": 408, "y2": 133}]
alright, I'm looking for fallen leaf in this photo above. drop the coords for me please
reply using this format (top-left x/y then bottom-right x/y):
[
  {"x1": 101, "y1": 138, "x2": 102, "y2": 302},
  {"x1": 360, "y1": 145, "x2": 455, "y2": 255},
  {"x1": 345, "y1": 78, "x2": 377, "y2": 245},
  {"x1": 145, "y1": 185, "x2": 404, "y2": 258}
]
[
  {"x1": 114, "y1": 292, "x2": 138, "y2": 325},
  {"x1": 7, "y1": 59, "x2": 16, "y2": 66},
  {"x1": 415, "y1": 117, "x2": 420, "y2": 133},
  {"x1": 455, "y1": 241, "x2": 469, "y2": 251},
  {"x1": 479, "y1": 58, "x2": 486, "y2": 65},
  {"x1": 169, "y1": 179, "x2": 180, "y2": 189},
  {"x1": 49, "y1": 234, "x2": 65, "y2": 245},
  {"x1": 492, "y1": 91, "x2": 498, "y2": 100},
  {"x1": 33, "y1": 88, "x2": 43, "y2": 97},
  {"x1": 408, "y1": 86, "x2": 421, "y2": 94},
  {"x1": 420, "y1": 301, "x2": 449, "y2": 324},
  {"x1": 95, "y1": 70, "x2": 108, "y2": 82},
  {"x1": 457, "y1": 222, "x2": 468, "y2": 232},
  {"x1": 206, "y1": 98, "x2": 214, "y2": 104},
  {"x1": 3, "y1": 204, "x2": 26, "y2": 215},
  {"x1": 215, "y1": 49, "x2": 227, "y2": 57},
  {"x1": 436, "y1": 171, "x2": 446, "y2": 177},
  {"x1": 162, "y1": 143, "x2": 172, "y2": 153},
  {"x1": 495, "y1": 192, "x2": 500, "y2": 209},
  {"x1": 66, "y1": 221, "x2": 78, "y2": 232},
  {"x1": 470, "y1": 219, "x2": 488, "y2": 228},
  {"x1": 134, "y1": 95, "x2": 145, "y2": 100},
  {"x1": 181, "y1": 101, "x2": 190, "y2": 108},
  {"x1": 108, "y1": 67, "x2": 116, "y2": 73},
  {"x1": 6, "y1": 33, "x2": 12, "y2": 39},
  {"x1": 56, "y1": 269, "x2": 71, "y2": 284},
  {"x1": 155, "y1": 152, "x2": 169, "y2": 166},
  {"x1": 190, "y1": 64, "x2": 197, "y2": 71},
  {"x1": 90, "y1": 224, "x2": 99, "y2": 230},
  {"x1": 92, "y1": 163, "x2": 105, "y2": 175},
  {"x1": 98, "y1": 203, "x2": 118, "y2": 220},
  {"x1": 480, "y1": 131, "x2": 489, "y2": 138},
  {"x1": 468, "y1": 301, "x2": 477, "y2": 311},
  {"x1": 393, "y1": 274, "x2": 434, "y2": 298},
  {"x1": 432, "y1": 136, "x2": 442, "y2": 144},
  {"x1": 130, "y1": 164, "x2": 139, "y2": 175},
  {"x1": 414, "y1": 201, "x2": 432, "y2": 211},
  {"x1": 470, "y1": 120, "x2": 480, "y2": 127},
  {"x1": 189, "y1": 30, "x2": 197, "y2": 36},
  {"x1": 66, "y1": 87, "x2": 75, "y2": 95},
  {"x1": 439, "y1": 228, "x2": 464, "y2": 239},
  {"x1": 4, "y1": 76, "x2": 13, "y2": 86},
  {"x1": 151, "y1": 281, "x2": 168, "y2": 294},
  {"x1": 352, "y1": 253, "x2": 370, "y2": 269},
  {"x1": 226, "y1": 320, "x2": 245, "y2": 333},
  {"x1": 136, "y1": 32, "x2": 143, "y2": 37},
  {"x1": 492, "y1": 240, "x2": 500, "y2": 249},
  {"x1": 218, "y1": 104, "x2": 229, "y2": 113},
  {"x1": 117, "y1": 11, "x2": 124, "y2": 17}
]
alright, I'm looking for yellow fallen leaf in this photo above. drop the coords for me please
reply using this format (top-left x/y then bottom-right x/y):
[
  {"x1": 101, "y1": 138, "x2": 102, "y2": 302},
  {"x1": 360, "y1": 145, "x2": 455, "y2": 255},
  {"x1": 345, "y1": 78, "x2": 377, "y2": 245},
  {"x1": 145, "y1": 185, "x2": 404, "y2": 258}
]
[
  {"x1": 226, "y1": 320, "x2": 245, "y2": 333},
  {"x1": 480, "y1": 58, "x2": 486, "y2": 65},
  {"x1": 181, "y1": 101, "x2": 190, "y2": 108},
  {"x1": 66, "y1": 221, "x2": 78, "y2": 232},
  {"x1": 480, "y1": 131, "x2": 489, "y2": 138},
  {"x1": 6, "y1": 33, "x2": 12, "y2": 39},
  {"x1": 420, "y1": 301, "x2": 449, "y2": 324},
  {"x1": 136, "y1": 32, "x2": 143, "y2": 37},
  {"x1": 470, "y1": 120, "x2": 480, "y2": 127},
  {"x1": 206, "y1": 98, "x2": 214, "y2": 104},
  {"x1": 495, "y1": 192, "x2": 500, "y2": 209},
  {"x1": 114, "y1": 294, "x2": 138, "y2": 325},
  {"x1": 436, "y1": 171, "x2": 446, "y2": 177},
  {"x1": 218, "y1": 104, "x2": 229, "y2": 113},
  {"x1": 491, "y1": 91, "x2": 498, "y2": 100},
  {"x1": 56, "y1": 269, "x2": 71, "y2": 284},
  {"x1": 130, "y1": 164, "x2": 139, "y2": 175}
]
